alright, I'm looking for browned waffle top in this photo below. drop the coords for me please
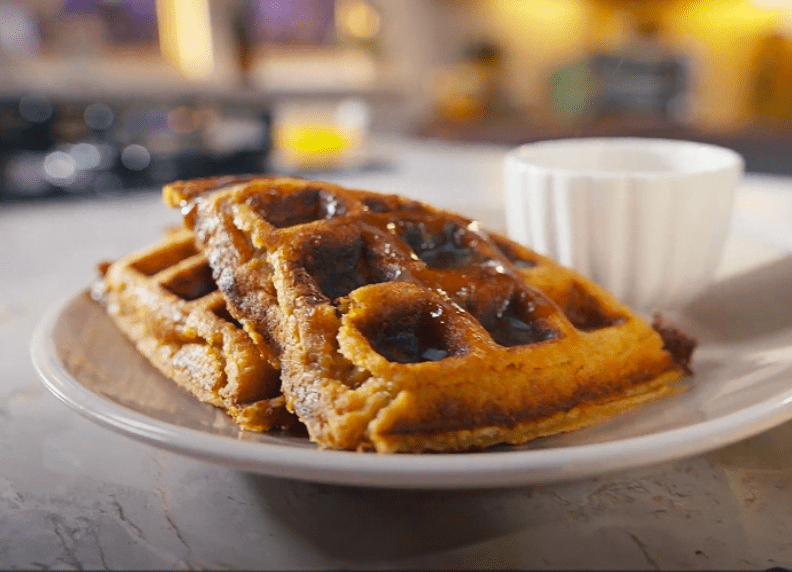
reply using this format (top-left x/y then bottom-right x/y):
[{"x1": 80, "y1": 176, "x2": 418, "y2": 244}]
[{"x1": 165, "y1": 176, "x2": 696, "y2": 452}]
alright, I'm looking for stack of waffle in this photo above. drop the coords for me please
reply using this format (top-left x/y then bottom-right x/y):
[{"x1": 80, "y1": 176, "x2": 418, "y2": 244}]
[
  {"x1": 96, "y1": 175, "x2": 696, "y2": 452},
  {"x1": 98, "y1": 226, "x2": 296, "y2": 432}
]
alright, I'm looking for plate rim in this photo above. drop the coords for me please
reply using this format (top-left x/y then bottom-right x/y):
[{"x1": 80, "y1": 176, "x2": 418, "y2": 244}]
[{"x1": 31, "y1": 290, "x2": 792, "y2": 489}]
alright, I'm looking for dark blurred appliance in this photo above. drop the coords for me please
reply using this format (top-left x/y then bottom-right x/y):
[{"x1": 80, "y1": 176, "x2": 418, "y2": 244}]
[
  {"x1": 0, "y1": 93, "x2": 272, "y2": 202},
  {"x1": 589, "y1": 22, "x2": 688, "y2": 121}
]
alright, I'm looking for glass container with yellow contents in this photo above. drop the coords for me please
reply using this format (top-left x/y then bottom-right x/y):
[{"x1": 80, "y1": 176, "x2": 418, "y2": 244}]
[{"x1": 273, "y1": 99, "x2": 370, "y2": 172}]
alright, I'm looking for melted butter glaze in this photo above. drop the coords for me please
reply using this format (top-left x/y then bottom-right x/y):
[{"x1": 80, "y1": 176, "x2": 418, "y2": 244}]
[
  {"x1": 351, "y1": 209, "x2": 563, "y2": 351},
  {"x1": 246, "y1": 187, "x2": 350, "y2": 229},
  {"x1": 361, "y1": 302, "x2": 466, "y2": 364},
  {"x1": 182, "y1": 183, "x2": 580, "y2": 360}
]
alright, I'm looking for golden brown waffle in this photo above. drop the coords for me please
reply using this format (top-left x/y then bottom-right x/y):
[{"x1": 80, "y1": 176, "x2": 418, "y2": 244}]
[
  {"x1": 165, "y1": 175, "x2": 696, "y2": 453},
  {"x1": 98, "y1": 227, "x2": 297, "y2": 432}
]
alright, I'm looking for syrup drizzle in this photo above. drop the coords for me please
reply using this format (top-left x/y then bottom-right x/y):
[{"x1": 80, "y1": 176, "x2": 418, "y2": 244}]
[{"x1": 364, "y1": 303, "x2": 464, "y2": 364}]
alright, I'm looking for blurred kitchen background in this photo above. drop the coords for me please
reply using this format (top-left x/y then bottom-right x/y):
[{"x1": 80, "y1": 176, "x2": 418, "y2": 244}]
[{"x1": 2, "y1": 0, "x2": 792, "y2": 202}]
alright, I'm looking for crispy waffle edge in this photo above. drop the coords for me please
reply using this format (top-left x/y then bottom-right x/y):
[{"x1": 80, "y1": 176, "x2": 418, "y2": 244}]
[{"x1": 96, "y1": 227, "x2": 298, "y2": 433}]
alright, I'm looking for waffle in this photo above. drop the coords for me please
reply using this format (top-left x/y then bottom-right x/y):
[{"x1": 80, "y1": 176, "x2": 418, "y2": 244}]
[
  {"x1": 165, "y1": 175, "x2": 696, "y2": 453},
  {"x1": 97, "y1": 227, "x2": 297, "y2": 432}
]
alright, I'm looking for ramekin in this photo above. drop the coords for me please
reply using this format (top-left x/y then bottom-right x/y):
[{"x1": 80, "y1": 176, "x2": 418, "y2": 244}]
[{"x1": 504, "y1": 138, "x2": 743, "y2": 310}]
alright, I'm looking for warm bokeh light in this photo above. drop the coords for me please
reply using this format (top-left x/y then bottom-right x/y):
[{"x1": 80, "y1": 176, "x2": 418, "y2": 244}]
[
  {"x1": 156, "y1": 0, "x2": 214, "y2": 81},
  {"x1": 663, "y1": 0, "x2": 789, "y2": 126},
  {"x1": 469, "y1": 0, "x2": 792, "y2": 128},
  {"x1": 338, "y1": 0, "x2": 381, "y2": 40},
  {"x1": 468, "y1": 0, "x2": 590, "y2": 113}
]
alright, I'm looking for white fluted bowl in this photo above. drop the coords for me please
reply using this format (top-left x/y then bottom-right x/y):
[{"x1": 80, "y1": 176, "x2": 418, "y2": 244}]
[{"x1": 504, "y1": 138, "x2": 743, "y2": 310}]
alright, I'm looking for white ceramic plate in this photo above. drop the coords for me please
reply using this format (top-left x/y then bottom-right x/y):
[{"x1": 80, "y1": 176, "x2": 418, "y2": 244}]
[{"x1": 31, "y1": 267, "x2": 792, "y2": 489}]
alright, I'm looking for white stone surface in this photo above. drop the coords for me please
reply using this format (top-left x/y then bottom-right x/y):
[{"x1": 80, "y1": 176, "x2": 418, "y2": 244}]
[{"x1": 2, "y1": 138, "x2": 792, "y2": 570}]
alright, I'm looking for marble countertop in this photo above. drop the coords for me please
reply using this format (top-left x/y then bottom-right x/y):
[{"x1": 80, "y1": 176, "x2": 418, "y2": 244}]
[{"x1": 3, "y1": 138, "x2": 792, "y2": 570}]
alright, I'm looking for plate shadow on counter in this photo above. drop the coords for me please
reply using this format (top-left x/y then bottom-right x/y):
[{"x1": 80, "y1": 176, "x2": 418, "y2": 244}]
[
  {"x1": 241, "y1": 473, "x2": 536, "y2": 562},
  {"x1": 682, "y1": 254, "x2": 792, "y2": 344}
]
